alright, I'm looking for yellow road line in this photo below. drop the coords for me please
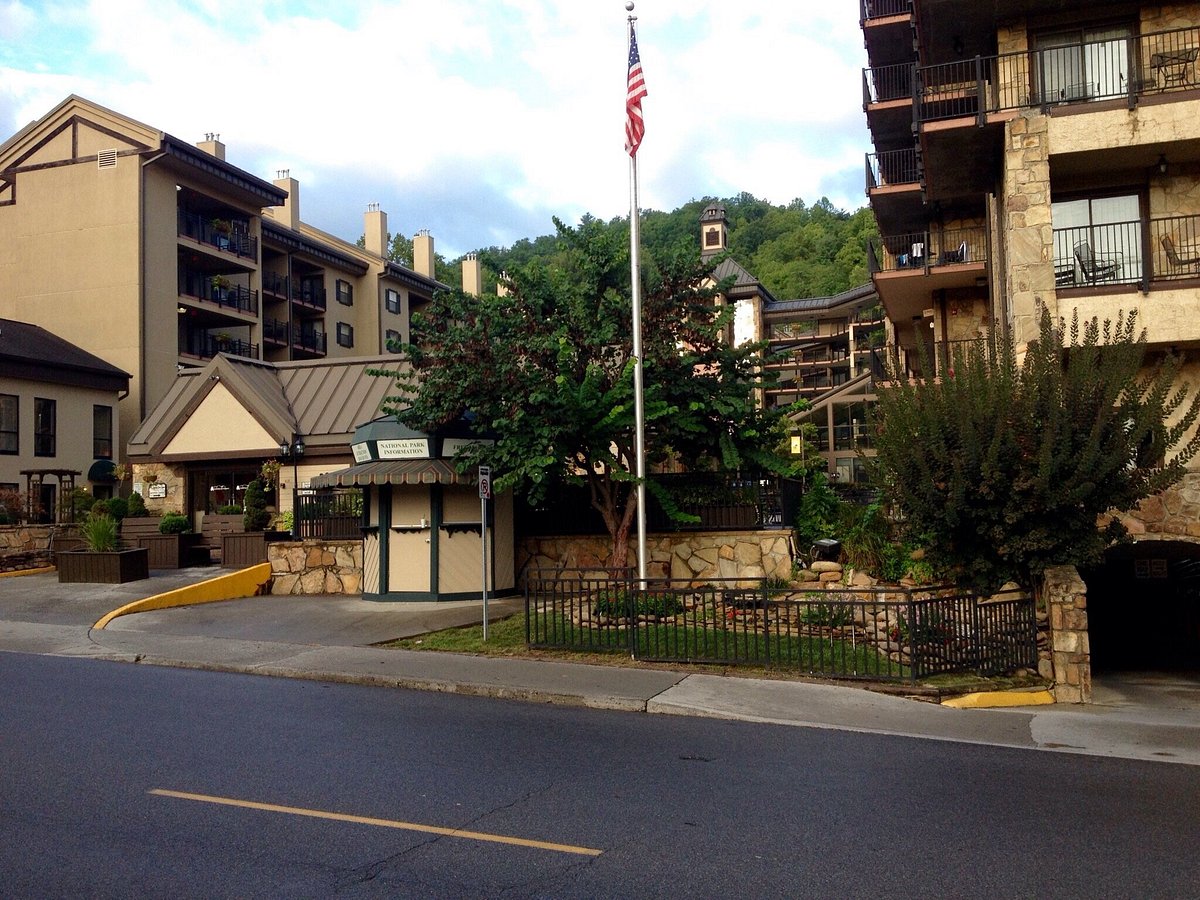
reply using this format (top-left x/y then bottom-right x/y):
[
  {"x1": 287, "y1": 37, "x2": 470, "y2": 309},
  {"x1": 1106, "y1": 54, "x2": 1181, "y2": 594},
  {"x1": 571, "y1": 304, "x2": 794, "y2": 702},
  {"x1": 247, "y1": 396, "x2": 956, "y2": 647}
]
[{"x1": 149, "y1": 788, "x2": 603, "y2": 857}]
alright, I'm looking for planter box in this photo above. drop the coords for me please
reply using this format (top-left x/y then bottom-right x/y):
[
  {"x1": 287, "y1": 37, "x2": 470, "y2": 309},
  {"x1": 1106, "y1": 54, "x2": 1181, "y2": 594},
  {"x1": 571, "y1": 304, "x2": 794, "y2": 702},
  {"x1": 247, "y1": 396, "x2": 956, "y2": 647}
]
[
  {"x1": 222, "y1": 531, "x2": 267, "y2": 568},
  {"x1": 57, "y1": 548, "x2": 150, "y2": 584},
  {"x1": 133, "y1": 532, "x2": 203, "y2": 569}
]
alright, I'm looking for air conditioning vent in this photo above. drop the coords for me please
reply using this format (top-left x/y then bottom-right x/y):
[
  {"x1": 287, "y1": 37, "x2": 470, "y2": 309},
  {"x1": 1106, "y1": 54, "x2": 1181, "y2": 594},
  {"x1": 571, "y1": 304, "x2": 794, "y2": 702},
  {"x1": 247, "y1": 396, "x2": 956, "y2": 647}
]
[{"x1": 97, "y1": 149, "x2": 118, "y2": 169}]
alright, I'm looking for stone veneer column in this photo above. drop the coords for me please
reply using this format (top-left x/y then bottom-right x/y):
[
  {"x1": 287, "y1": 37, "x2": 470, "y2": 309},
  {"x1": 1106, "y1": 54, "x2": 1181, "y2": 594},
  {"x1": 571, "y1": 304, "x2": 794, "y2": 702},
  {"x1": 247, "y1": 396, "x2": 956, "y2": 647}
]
[
  {"x1": 1042, "y1": 565, "x2": 1092, "y2": 704},
  {"x1": 1003, "y1": 111, "x2": 1056, "y2": 352}
]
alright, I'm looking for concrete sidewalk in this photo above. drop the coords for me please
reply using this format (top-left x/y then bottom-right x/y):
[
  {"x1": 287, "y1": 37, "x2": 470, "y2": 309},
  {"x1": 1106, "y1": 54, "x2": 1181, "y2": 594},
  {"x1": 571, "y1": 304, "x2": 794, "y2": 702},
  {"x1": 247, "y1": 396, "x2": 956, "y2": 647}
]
[{"x1": 1, "y1": 569, "x2": 1198, "y2": 766}]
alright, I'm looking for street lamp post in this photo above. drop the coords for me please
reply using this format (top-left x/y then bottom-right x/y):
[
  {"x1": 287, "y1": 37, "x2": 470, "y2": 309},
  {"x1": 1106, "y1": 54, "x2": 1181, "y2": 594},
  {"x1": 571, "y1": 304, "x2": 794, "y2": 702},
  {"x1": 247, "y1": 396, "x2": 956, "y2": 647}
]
[{"x1": 279, "y1": 435, "x2": 305, "y2": 538}]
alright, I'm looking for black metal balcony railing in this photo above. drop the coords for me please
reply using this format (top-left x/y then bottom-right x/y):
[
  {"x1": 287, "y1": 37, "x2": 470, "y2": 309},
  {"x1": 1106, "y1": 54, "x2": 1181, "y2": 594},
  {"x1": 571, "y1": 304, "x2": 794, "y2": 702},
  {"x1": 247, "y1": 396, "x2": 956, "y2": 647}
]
[
  {"x1": 1053, "y1": 214, "x2": 1200, "y2": 290},
  {"x1": 263, "y1": 318, "x2": 289, "y2": 345},
  {"x1": 863, "y1": 61, "x2": 915, "y2": 105},
  {"x1": 262, "y1": 271, "x2": 289, "y2": 298},
  {"x1": 177, "y1": 211, "x2": 257, "y2": 260},
  {"x1": 292, "y1": 282, "x2": 327, "y2": 310},
  {"x1": 866, "y1": 148, "x2": 920, "y2": 191},
  {"x1": 860, "y1": 0, "x2": 911, "y2": 23},
  {"x1": 866, "y1": 26, "x2": 1200, "y2": 125},
  {"x1": 293, "y1": 328, "x2": 327, "y2": 354},
  {"x1": 868, "y1": 226, "x2": 988, "y2": 274},
  {"x1": 179, "y1": 271, "x2": 259, "y2": 316},
  {"x1": 180, "y1": 333, "x2": 259, "y2": 361}
]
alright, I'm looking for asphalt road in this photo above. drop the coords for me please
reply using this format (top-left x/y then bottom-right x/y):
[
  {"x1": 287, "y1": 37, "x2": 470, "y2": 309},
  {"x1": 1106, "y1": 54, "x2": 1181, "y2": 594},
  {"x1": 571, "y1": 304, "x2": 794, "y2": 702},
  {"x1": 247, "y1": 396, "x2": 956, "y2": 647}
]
[{"x1": 3, "y1": 653, "x2": 1198, "y2": 899}]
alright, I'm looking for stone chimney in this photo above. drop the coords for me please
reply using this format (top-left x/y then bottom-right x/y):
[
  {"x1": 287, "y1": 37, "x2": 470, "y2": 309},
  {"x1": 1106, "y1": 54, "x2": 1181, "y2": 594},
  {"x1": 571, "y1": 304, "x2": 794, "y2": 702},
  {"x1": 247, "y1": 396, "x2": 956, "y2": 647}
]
[
  {"x1": 700, "y1": 202, "x2": 728, "y2": 257},
  {"x1": 196, "y1": 132, "x2": 225, "y2": 161},
  {"x1": 271, "y1": 169, "x2": 300, "y2": 231},
  {"x1": 413, "y1": 230, "x2": 434, "y2": 278},
  {"x1": 461, "y1": 253, "x2": 482, "y2": 296},
  {"x1": 364, "y1": 203, "x2": 388, "y2": 258}
]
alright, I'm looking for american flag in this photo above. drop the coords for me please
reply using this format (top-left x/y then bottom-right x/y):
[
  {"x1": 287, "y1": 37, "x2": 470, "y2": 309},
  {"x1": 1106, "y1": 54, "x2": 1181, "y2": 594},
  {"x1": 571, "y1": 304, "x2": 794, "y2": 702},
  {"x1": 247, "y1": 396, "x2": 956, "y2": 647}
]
[{"x1": 625, "y1": 27, "x2": 647, "y2": 157}]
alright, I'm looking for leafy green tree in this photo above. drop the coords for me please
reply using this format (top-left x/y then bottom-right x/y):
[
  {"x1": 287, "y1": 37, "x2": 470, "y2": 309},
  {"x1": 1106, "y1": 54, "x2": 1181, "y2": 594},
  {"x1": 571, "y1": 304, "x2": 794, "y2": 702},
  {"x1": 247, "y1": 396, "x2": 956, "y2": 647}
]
[
  {"x1": 870, "y1": 307, "x2": 1200, "y2": 594},
  {"x1": 378, "y1": 217, "x2": 792, "y2": 567}
]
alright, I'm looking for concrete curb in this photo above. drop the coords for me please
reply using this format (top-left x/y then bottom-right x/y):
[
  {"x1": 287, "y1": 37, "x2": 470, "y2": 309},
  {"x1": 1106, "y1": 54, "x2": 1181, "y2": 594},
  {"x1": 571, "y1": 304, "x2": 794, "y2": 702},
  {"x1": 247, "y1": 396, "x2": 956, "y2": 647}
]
[
  {"x1": 93, "y1": 564, "x2": 274, "y2": 629},
  {"x1": 942, "y1": 689, "x2": 1056, "y2": 708}
]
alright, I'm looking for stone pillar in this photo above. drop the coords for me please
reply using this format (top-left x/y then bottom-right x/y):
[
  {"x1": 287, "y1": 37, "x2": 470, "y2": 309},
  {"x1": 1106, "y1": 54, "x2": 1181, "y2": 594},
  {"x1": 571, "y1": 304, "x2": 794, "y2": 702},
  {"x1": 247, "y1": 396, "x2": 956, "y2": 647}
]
[
  {"x1": 1043, "y1": 565, "x2": 1092, "y2": 703},
  {"x1": 1002, "y1": 111, "x2": 1055, "y2": 352}
]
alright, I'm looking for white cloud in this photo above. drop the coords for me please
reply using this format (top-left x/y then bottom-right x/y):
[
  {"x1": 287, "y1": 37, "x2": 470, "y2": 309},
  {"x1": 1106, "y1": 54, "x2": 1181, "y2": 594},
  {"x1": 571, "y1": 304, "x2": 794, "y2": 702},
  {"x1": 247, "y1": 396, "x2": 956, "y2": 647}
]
[{"x1": 0, "y1": 1, "x2": 872, "y2": 258}]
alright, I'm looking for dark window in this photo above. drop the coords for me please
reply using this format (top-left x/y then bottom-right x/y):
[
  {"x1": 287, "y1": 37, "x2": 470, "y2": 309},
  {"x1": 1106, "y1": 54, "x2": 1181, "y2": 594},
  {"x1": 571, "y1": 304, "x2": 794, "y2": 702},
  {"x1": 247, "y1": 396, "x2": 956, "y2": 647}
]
[
  {"x1": 34, "y1": 398, "x2": 55, "y2": 457},
  {"x1": 705, "y1": 229, "x2": 720, "y2": 247},
  {"x1": 93, "y1": 405, "x2": 113, "y2": 459},
  {"x1": 385, "y1": 329, "x2": 402, "y2": 352},
  {"x1": 0, "y1": 395, "x2": 16, "y2": 455},
  {"x1": 337, "y1": 322, "x2": 354, "y2": 348},
  {"x1": 336, "y1": 279, "x2": 353, "y2": 306},
  {"x1": 385, "y1": 288, "x2": 401, "y2": 314}
]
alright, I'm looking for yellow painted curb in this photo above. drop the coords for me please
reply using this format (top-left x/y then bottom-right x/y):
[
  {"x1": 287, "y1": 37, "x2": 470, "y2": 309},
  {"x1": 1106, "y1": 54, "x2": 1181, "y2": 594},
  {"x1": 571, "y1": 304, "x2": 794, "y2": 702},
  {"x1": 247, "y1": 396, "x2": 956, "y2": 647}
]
[
  {"x1": 0, "y1": 566, "x2": 56, "y2": 578},
  {"x1": 942, "y1": 689, "x2": 1056, "y2": 709},
  {"x1": 93, "y1": 563, "x2": 274, "y2": 630}
]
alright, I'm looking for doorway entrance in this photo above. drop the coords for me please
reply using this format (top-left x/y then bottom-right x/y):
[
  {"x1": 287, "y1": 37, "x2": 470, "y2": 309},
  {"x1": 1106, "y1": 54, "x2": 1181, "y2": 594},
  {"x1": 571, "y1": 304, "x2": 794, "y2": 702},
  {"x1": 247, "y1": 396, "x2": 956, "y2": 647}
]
[{"x1": 1081, "y1": 541, "x2": 1200, "y2": 673}]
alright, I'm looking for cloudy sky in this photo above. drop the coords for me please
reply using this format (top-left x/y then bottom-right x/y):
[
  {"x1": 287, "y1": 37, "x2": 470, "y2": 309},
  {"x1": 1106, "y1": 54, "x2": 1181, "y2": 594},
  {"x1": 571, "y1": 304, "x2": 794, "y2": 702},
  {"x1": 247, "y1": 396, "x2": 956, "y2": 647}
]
[{"x1": 0, "y1": 1, "x2": 870, "y2": 259}]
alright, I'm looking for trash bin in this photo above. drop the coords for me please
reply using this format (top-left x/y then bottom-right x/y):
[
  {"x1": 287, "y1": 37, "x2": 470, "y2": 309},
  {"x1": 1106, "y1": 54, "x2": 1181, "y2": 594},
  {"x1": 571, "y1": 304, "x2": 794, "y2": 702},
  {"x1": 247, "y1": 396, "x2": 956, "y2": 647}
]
[{"x1": 811, "y1": 538, "x2": 841, "y2": 561}]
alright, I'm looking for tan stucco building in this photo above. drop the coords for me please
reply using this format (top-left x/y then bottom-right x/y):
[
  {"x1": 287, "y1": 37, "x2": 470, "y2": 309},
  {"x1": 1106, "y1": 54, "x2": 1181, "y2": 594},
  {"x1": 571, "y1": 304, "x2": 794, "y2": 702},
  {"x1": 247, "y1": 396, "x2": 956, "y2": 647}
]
[{"x1": 0, "y1": 95, "x2": 448, "y2": 462}]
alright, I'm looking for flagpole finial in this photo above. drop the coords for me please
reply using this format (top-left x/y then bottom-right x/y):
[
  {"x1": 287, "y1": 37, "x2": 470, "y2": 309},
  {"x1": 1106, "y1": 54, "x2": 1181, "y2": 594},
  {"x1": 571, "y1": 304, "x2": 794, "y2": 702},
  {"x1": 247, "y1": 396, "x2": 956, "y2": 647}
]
[{"x1": 625, "y1": 2, "x2": 635, "y2": 11}]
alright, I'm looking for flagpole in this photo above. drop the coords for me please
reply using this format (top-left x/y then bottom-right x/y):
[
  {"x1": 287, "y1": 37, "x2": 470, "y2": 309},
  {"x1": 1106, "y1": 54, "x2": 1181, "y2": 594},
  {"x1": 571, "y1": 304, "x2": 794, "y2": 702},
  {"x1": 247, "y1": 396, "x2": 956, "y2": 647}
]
[{"x1": 627, "y1": 6, "x2": 648, "y2": 586}]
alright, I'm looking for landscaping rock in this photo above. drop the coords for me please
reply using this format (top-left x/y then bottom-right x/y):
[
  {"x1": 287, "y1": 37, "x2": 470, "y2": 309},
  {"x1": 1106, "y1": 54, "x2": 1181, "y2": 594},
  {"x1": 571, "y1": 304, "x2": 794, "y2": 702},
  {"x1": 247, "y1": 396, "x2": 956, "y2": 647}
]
[{"x1": 810, "y1": 561, "x2": 843, "y2": 573}]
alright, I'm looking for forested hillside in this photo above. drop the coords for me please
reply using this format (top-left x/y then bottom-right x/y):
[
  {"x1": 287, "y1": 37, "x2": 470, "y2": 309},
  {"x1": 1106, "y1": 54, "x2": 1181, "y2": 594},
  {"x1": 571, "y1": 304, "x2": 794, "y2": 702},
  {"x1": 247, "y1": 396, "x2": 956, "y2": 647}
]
[{"x1": 382, "y1": 193, "x2": 877, "y2": 301}]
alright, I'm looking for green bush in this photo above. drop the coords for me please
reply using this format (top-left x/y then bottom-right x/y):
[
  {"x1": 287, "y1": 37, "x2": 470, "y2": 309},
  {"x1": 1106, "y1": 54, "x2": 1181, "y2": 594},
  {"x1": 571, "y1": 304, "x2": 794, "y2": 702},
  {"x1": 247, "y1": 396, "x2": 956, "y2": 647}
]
[
  {"x1": 243, "y1": 479, "x2": 271, "y2": 531},
  {"x1": 799, "y1": 599, "x2": 853, "y2": 627},
  {"x1": 216, "y1": 504, "x2": 242, "y2": 515},
  {"x1": 80, "y1": 513, "x2": 120, "y2": 552},
  {"x1": 67, "y1": 488, "x2": 96, "y2": 520},
  {"x1": 836, "y1": 501, "x2": 891, "y2": 575},
  {"x1": 593, "y1": 590, "x2": 683, "y2": 619},
  {"x1": 158, "y1": 513, "x2": 191, "y2": 534},
  {"x1": 126, "y1": 491, "x2": 147, "y2": 517},
  {"x1": 106, "y1": 496, "x2": 129, "y2": 521}
]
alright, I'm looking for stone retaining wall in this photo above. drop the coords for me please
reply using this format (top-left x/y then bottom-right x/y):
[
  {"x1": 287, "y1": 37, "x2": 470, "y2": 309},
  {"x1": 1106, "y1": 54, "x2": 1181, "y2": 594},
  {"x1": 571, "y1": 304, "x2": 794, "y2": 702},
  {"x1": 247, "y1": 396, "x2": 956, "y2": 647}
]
[
  {"x1": 266, "y1": 540, "x2": 362, "y2": 595},
  {"x1": 518, "y1": 531, "x2": 793, "y2": 583}
]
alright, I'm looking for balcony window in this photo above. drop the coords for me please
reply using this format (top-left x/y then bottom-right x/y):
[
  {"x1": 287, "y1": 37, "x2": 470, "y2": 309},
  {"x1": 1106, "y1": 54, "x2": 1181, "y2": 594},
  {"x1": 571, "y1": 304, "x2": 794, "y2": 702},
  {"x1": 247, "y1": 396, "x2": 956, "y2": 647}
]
[
  {"x1": 1034, "y1": 25, "x2": 1131, "y2": 104},
  {"x1": 34, "y1": 398, "x2": 56, "y2": 457},
  {"x1": 336, "y1": 279, "x2": 353, "y2": 306},
  {"x1": 1052, "y1": 193, "x2": 1141, "y2": 285},
  {"x1": 0, "y1": 395, "x2": 16, "y2": 454},
  {"x1": 337, "y1": 322, "x2": 354, "y2": 348},
  {"x1": 93, "y1": 405, "x2": 113, "y2": 459},
  {"x1": 385, "y1": 288, "x2": 401, "y2": 314}
]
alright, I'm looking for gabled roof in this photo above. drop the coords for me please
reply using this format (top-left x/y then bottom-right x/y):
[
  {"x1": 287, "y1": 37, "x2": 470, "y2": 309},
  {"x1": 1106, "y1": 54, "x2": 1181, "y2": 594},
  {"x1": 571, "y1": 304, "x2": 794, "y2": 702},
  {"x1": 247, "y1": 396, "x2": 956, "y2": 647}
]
[
  {"x1": 128, "y1": 353, "x2": 406, "y2": 461},
  {"x1": 0, "y1": 95, "x2": 285, "y2": 208},
  {"x1": 0, "y1": 319, "x2": 129, "y2": 392}
]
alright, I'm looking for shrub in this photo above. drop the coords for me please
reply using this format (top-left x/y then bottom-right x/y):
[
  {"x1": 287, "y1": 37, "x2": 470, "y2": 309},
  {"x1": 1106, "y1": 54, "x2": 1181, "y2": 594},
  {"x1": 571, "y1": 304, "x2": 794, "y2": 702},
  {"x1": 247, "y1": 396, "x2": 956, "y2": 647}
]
[
  {"x1": 126, "y1": 491, "x2": 148, "y2": 517},
  {"x1": 80, "y1": 513, "x2": 120, "y2": 552},
  {"x1": 243, "y1": 479, "x2": 271, "y2": 531},
  {"x1": 592, "y1": 590, "x2": 683, "y2": 619},
  {"x1": 67, "y1": 488, "x2": 96, "y2": 521},
  {"x1": 217, "y1": 504, "x2": 242, "y2": 515},
  {"x1": 799, "y1": 599, "x2": 853, "y2": 627},
  {"x1": 106, "y1": 496, "x2": 129, "y2": 521},
  {"x1": 158, "y1": 513, "x2": 191, "y2": 534}
]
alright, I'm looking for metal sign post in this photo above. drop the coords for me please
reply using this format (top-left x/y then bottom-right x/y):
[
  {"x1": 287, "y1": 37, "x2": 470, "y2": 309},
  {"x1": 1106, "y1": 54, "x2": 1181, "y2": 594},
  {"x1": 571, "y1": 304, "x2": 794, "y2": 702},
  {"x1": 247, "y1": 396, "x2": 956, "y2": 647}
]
[{"x1": 478, "y1": 465, "x2": 491, "y2": 641}]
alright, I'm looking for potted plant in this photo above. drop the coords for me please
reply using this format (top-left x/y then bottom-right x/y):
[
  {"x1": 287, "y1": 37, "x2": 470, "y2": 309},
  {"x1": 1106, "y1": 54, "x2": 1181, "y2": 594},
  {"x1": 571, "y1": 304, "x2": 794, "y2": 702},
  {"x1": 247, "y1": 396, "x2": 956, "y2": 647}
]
[
  {"x1": 57, "y1": 512, "x2": 149, "y2": 583},
  {"x1": 222, "y1": 478, "x2": 271, "y2": 567}
]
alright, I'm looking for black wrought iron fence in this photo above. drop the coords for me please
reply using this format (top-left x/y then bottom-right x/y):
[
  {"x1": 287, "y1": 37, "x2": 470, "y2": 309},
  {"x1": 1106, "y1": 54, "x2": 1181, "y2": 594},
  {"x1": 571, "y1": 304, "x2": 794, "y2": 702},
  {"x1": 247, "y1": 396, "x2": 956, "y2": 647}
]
[
  {"x1": 516, "y1": 472, "x2": 785, "y2": 537},
  {"x1": 525, "y1": 574, "x2": 1037, "y2": 681},
  {"x1": 296, "y1": 489, "x2": 363, "y2": 539}
]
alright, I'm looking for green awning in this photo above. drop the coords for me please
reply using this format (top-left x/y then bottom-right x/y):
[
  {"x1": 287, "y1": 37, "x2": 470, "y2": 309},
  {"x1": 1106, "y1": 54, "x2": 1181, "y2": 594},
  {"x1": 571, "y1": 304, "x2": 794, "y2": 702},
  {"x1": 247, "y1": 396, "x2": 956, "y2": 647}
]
[{"x1": 311, "y1": 459, "x2": 474, "y2": 488}]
